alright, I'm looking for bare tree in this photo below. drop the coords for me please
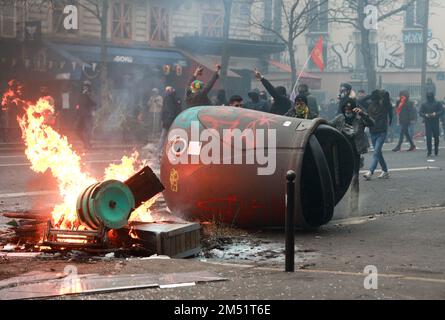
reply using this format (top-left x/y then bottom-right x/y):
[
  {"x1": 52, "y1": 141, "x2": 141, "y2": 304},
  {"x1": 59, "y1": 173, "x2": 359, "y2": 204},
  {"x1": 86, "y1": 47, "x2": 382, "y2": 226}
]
[
  {"x1": 330, "y1": 0, "x2": 416, "y2": 92},
  {"x1": 57, "y1": 0, "x2": 109, "y2": 112},
  {"x1": 251, "y1": 0, "x2": 329, "y2": 87}
]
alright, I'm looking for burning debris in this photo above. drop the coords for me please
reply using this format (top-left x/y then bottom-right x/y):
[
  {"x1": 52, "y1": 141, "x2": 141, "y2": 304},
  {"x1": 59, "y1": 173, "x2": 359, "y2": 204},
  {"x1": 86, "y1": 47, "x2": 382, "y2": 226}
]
[{"x1": 0, "y1": 97, "x2": 201, "y2": 259}]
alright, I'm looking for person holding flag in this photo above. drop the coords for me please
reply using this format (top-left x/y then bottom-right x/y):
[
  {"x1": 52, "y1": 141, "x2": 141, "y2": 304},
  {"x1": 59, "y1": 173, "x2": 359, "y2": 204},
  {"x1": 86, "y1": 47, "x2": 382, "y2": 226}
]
[{"x1": 290, "y1": 36, "x2": 324, "y2": 104}]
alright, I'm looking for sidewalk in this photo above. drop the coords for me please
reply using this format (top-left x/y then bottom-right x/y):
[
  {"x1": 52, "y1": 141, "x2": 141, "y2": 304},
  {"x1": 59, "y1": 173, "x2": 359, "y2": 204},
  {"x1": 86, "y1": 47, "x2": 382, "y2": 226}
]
[{"x1": 1, "y1": 208, "x2": 444, "y2": 299}]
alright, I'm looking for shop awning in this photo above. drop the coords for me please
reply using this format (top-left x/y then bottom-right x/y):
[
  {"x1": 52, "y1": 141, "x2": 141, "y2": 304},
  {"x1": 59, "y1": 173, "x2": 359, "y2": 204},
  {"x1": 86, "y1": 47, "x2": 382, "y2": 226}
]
[{"x1": 44, "y1": 41, "x2": 188, "y2": 67}]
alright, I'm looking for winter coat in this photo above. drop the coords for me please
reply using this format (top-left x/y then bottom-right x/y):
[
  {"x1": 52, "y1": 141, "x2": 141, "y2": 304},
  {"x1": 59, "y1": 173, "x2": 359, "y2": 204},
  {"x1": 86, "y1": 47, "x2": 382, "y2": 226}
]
[
  {"x1": 260, "y1": 78, "x2": 292, "y2": 115},
  {"x1": 395, "y1": 99, "x2": 416, "y2": 125},
  {"x1": 368, "y1": 100, "x2": 392, "y2": 134},
  {"x1": 162, "y1": 93, "x2": 182, "y2": 129},
  {"x1": 420, "y1": 100, "x2": 444, "y2": 124},
  {"x1": 186, "y1": 72, "x2": 219, "y2": 108},
  {"x1": 329, "y1": 112, "x2": 375, "y2": 154}
]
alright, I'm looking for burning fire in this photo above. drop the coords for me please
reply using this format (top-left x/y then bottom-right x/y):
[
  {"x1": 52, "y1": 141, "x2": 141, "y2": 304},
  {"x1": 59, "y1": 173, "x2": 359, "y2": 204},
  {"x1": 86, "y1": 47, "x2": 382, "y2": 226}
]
[{"x1": 17, "y1": 97, "x2": 158, "y2": 230}]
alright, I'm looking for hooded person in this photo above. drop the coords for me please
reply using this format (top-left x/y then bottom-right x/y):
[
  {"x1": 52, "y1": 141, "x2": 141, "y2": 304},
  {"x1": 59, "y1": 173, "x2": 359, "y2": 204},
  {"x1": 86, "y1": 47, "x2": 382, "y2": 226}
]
[
  {"x1": 297, "y1": 83, "x2": 319, "y2": 119},
  {"x1": 363, "y1": 89, "x2": 393, "y2": 180},
  {"x1": 186, "y1": 65, "x2": 221, "y2": 108},
  {"x1": 284, "y1": 95, "x2": 310, "y2": 119},
  {"x1": 420, "y1": 91, "x2": 443, "y2": 156},
  {"x1": 254, "y1": 69, "x2": 292, "y2": 115},
  {"x1": 76, "y1": 80, "x2": 97, "y2": 149},
  {"x1": 392, "y1": 90, "x2": 416, "y2": 152},
  {"x1": 337, "y1": 83, "x2": 355, "y2": 115},
  {"x1": 245, "y1": 90, "x2": 269, "y2": 112},
  {"x1": 150, "y1": 86, "x2": 183, "y2": 155},
  {"x1": 330, "y1": 98, "x2": 374, "y2": 173},
  {"x1": 213, "y1": 89, "x2": 228, "y2": 106}
]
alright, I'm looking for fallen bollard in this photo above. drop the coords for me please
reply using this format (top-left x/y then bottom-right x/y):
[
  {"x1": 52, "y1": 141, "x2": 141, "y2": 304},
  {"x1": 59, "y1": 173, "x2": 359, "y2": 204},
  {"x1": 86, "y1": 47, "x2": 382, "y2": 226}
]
[
  {"x1": 76, "y1": 166, "x2": 164, "y2": 230},
  {"x1": 160, "y1": 106, "x2": 355, "y2": 229}
]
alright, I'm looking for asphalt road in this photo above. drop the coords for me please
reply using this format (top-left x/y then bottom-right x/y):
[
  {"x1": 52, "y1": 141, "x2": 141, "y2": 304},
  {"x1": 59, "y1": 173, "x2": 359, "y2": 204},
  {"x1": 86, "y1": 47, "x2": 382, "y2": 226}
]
[
  {"x1": 0, "y1": 139, "x2": 444, "y2": 219},
  {"x1": 1, "y1": 141, "x2": 445, "y2": 300}
]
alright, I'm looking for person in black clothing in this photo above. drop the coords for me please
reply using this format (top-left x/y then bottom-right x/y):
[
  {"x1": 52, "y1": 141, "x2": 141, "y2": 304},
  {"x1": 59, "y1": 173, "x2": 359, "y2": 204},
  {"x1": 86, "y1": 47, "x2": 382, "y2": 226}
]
[
  {"x1": 419, "y1": 91, "x2": 443, "y2": 157},
  {"x1": 245, "y1": 91, "x2": 269, "y2": 112},
  {"x1": 258, "y1": 90, "x2": 271, "y2": 112},
  {"x1": 337, "y1": 83, "x2": 355, "y2": 115},
  {"x1": 186, "y1": 65, "x2": 220, "y2": 108},
  {"x1": 76, "y1": 80, "x2": 96, "y2": 149},
  {"x1": 392, "y1": 90, "x2": 416, "y2": 152},
  {"x1": 297, "y1": 83, "x2": 319, "y2": 119},
  {"x1": 213, "y1": 89, "x2": 228, "y2": 106},
  {"x1": 228, "y1": 95, "x2": 244, "y2": 107},
  {"x1": 155, "y1": 86, "x2": 182, "y2": 155},
  {"x1": 254, "y1": 69, "x2": 291, "y2": 115},
  {"x1": 363, "y1": 90, "x2": 393, "y2": 180}
]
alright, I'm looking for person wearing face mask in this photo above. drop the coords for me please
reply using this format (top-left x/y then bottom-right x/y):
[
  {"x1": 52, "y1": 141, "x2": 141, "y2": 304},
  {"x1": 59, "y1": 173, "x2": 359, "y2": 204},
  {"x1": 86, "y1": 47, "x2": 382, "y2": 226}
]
[
  {"x1": 392, "y1": 90, "x2": 417, "y2": 152},
  {"x1": 420, "y1": 91, "x2": 443, "y2": 157},
  {"x1": 330, "y1": 98, "x2": 374, "y2": 181},
  {"x1": 297, "y1": 83, "x2": 319, "y2": 119},
  {"x1": 285, "y1": 95, "x2": 310, "y2": 119},
  {"x1": 337, "y1": 83, "x2": 356, "y2": 115}
]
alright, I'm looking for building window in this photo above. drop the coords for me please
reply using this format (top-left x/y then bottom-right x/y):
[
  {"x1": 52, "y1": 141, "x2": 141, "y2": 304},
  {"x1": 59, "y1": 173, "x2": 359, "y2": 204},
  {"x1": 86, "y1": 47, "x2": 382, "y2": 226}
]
[
  {"x1": 149, "y1": 5, "x2": 169, "y2": 43},
  {"x1": 406, "y1": 0, "x2": 426, "y2": 28},
  {"x1": 308, "y1": 0, "x2": 328, "y2": 33},
  {"x1": 405, "y1": 43, "x2": 422, "y2": 68},
  {"x1": 201, "y1": 12, "x2": 223, "y2": 38},
  {"x1": 0, "y1": 3, "x2": 15, "y2": 38},
  {"x1": 112, "y1": 0, "x2": 132, "y2": 41},
  {"x1": 52, "y1": 1, "x2": 77, "y2": 34}
]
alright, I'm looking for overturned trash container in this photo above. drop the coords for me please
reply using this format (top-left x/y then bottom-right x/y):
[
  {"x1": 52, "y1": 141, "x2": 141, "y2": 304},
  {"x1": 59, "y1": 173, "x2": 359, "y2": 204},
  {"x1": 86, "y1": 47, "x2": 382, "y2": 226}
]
[
  {"x1": 160, "y1": 106, "x2": 354, "y2": 229},
  {"x1": 76, "y1": 166, "x2": 165, "y2": 230}
]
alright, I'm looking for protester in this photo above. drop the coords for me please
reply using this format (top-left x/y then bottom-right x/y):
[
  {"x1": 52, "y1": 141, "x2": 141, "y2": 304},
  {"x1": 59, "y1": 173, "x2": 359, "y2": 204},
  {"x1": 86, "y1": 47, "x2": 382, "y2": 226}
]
[
  {"x1": 337, "y1": 82, "x2": 356, "y2": 114},
  {"x1": 258, "y1": 90, "x2": 271, "y2": 112},
  {"x1": 147, "y1": 88, "x2": 163, "y2": 140},
  {"x1": 330, "y1": 98, "x2": 374, "y2": 177},
  {"x1": 392, "y1": 90, "x2": 417, "y2": 152},
  {"x1": 254, "y1": 69, "x2": 291, "y2": 115},
  {"x1": 213, "y1": 89, "x2": 228, "y2": 106},
  {"x1": 284, "y1": 95, "x2": 310, "y2": 119},
  {"x1": 154, "y1": 86, "x2": 182, "y2": 156},
  {"x1": 244, "y1": 90, "x2": 269, "y2": 112},
  {"x1": 228, "y1": 95, "x2": 243, "y2": 107},
  {"x1": 420, "y1": 91, "x2": 443, "y2": 157},
  {"x1": 186, "y1": 65, "x2": 221, "y2": 108},
  {"x1": 297, "y1": 83, "x2": 319, "y2": 118},
  {"x1": 76, "y1": 80, "x2": 96, "y2": 149},
  {"x1": 363, "y1": 90, "x2": 392, "y2": 180}
]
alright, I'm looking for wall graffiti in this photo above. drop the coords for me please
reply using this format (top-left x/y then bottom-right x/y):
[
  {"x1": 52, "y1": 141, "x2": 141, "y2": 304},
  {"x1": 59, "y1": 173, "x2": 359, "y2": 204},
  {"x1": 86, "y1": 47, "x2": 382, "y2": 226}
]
[
  {"x1": 329, "y1": 38, "x2": 444, "y2": 71},
  {"x1": 377, "y1": 42, "x2": 404, "y2": 69},
  {"x1": 427, "y1": 38, "x2": 444, "y2": 68},
  {"x1": 331, "y1": 42, "x2": 354, "y2": 69}
]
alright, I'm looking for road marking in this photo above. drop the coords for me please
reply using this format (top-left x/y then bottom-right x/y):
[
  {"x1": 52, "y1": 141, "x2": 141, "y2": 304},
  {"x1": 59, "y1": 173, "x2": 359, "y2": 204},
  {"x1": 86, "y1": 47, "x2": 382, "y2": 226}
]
[
  {"x1": 203, "y1": 261, "x2": 445, "y2": 285},
  {"x1": 359, "y1": 166, "x2": 440, "y2": 174},
  {"x1": 0, "y1": 190, "x2": 58, "y2": 199}
]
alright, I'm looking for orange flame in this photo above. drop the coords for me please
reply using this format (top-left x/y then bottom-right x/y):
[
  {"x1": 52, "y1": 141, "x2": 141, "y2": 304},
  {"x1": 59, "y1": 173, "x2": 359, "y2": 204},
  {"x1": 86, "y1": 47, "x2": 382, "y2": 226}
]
[{"x1": 17, "y1": 98, "x2": 158, "y2": 230}]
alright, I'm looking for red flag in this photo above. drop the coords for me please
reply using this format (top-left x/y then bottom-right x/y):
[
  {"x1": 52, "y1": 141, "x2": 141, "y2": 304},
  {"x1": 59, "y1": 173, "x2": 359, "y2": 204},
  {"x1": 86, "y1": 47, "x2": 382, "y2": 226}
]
[{"x1": 310, "y1": 36, "x2": 324, "y2": 72}]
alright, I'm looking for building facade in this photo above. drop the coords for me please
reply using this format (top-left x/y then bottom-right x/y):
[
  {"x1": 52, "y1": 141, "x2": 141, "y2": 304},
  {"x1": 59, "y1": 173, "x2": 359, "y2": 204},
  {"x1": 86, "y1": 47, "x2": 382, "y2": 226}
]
[{"x1": 286, "y1": 0, "x2": 445, "y2": 102}]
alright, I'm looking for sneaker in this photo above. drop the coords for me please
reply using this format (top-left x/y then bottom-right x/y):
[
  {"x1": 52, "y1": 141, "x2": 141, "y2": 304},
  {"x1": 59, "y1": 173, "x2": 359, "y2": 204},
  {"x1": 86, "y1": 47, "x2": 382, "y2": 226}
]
[
  {"x1": 378, "y1": 171, "x2": 390, "y2": 179},
  {"x1": 363, "y1": 171, "x2": 373, "y2": 180},
  {"x1": 407, "y1": 145, "x2": 416, "y2": 152},
  {"x1": 392, "y1": 147, "x2": 401, "y2": 152}
]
